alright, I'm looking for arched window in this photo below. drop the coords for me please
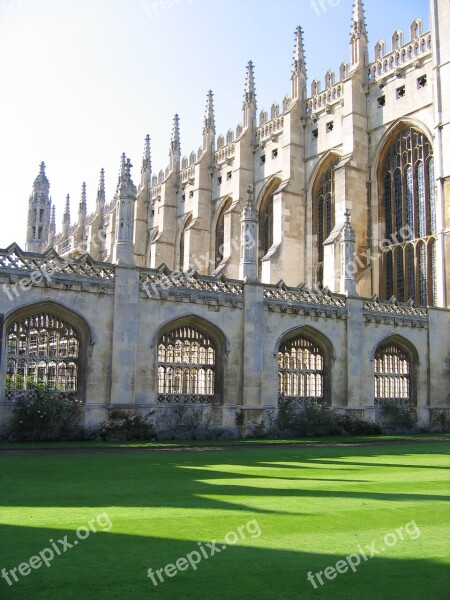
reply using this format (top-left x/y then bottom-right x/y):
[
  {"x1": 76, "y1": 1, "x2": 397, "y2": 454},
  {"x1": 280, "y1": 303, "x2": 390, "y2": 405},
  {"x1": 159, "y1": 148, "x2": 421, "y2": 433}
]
[
  {"x1": 374, "y1": 341, "x2": 415, "y2": 405},
  {"x1": 313, "y1": 160, "x2": 337, "y2": 286},
  {"x1": 5, "y1": 312, "x2": 80, "y2": 396},
  {"x1": 157, "y1": 325, "x2": 217, "y2": 403},
  {"x1": 380, "y1": 127, "x2": 436, "y2": 305},
  {"x1": 215, "y1": 198, "x2": 232, "y2": 268},
  {"x1": 278, "y1": 332, "x2": 329, "y2": 405}
]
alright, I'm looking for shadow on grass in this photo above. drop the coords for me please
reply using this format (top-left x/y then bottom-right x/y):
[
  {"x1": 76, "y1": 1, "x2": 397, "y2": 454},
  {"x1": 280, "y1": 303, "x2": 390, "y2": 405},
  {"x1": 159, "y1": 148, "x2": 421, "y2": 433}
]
[
  {"x1": 0, "y1": 523, "x2": 448, "y2": 600},
  {"x1": 0, "y1": 443, "x2": 448, "y2": 599}
]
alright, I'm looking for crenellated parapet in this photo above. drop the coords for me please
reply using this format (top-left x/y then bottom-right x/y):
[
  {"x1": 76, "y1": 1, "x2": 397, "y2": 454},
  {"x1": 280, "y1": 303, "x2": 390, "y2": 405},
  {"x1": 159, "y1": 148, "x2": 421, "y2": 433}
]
[{"x1": 367, "y1": 21, "x2": 432, "y2": 82}]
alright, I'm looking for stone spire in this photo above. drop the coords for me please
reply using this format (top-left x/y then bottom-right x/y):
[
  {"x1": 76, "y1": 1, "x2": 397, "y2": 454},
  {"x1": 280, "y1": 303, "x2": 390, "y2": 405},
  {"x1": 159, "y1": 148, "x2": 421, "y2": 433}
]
[
  {"x1": 25, "y1": 161, "x2": 52, "y2": 253},
  {"x1": 96, "y1": 168, "x2": 105, "y2": 214},
  {"x1": 341, "y1": 209, "x2": 357, "y2": 295},
  {"x1": 62, "y1": 194, "x2": 71, "y2": 240},
  {"x1": 350, "y1": 0, "x2": 368, "y2": 66},
  {"x1": 48, "y1": 204, "x2": 56, "y2": 248},
  {"x1": 113, "y1": 153, "x2": 136, "y2": 265},
  {"x1": 291, "y1": 26, "x2": 307, "y2": 99},
  {"x1": 239, "y1": 185, "x2": 258, "y2": 281},
  {"x1": 202, "y1": 90, "x2": 216, "y2": 152},
  {"x1": 243, "y1": 61, "x2": 257, "y2": 129},
  {"x1": 78, "y1": 182, "x2": 87, "y2": 226},
  {"x1": 169, "y1": 114, "x2": 181, "y2": 171},
  {"x1": 141, "y1": 134, "x2": 152, "y2": 189},
  {"x1": 203, "y1": 90, "x2": 215, "y2": 134}
]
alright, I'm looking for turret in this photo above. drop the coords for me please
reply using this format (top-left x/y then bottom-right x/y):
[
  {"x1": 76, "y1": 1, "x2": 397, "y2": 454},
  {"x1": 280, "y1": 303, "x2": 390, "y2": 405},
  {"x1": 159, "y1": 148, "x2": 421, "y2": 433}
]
[
  {"x1": 113, "y1": 153, "x2": 137, "y2": 265},
  {"x1": 25, "y1": 161, "x2": 52, "y2": 253}
]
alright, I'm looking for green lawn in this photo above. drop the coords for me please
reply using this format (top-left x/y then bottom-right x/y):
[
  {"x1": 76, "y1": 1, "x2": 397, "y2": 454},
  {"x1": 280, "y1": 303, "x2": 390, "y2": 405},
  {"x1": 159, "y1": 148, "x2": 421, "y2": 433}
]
[{"x1": 0, "y1": 439, "x2": 449, "y2": 599}]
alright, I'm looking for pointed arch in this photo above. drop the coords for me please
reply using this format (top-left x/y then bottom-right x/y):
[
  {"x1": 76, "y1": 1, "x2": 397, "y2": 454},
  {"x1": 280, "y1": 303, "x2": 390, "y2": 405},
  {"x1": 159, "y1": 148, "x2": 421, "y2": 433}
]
[
  {"x1": 257, "y1": 176, "x2": 282, "y2": 274},
  {"x1": 376, "y1": 122, "x2": 436, "y2": 305},
  {"x1": 373, "y1": 334, "x2": 418, "y2": 406},
  {"x1": 214, "y1": 197, "x2": 233, "y2": 268},
  {"x1": 154, "y1": 314, "x2": 226, "y2": 404},
  {"x1": 310, "y1": 153, "x2": 340, "y2": 286},
  {"x1": 276, "y1": 326, "x2": 333, "y2": 406},
  {"x1": 177, "y1": 213, "x2": 193, "y2": 271},
  {"x1": 3, "y1": 300, "x2": 92, "y2": 401}
]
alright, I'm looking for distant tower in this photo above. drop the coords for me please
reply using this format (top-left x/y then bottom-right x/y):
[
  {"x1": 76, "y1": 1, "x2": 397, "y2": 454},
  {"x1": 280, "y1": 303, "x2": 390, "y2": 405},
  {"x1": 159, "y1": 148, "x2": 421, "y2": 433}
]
[
  {"x1": 25, "y1": 162, "x2": 52, "y2": 253},
  {"x1": 243, "y1": 61, "x2": 257, "y2": 130},
  {"x1": 112, "y1": 153, "x2": 137, "y2": 265}
]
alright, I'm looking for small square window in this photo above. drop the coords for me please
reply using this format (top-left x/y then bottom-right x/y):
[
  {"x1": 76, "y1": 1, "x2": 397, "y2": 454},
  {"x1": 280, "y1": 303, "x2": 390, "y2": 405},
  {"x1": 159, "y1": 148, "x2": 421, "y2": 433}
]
[
  {"x1": 181, "y1": 194, "x2": 185, "y2": 202},
  {"x1": 217, "y1": 176, "x2": 222, "y2": 185},
  {"x1": 326, "y1": 121, "x2": 334, "y2": 132},
  {"x1": 260, "y1": 155, "x2": 266, "y2": 164},
  {"x1": 417, "y1": 75, "x2": 427, "y2": 88},
  {"x1": 189, "y1": 191, "x2": 194, "y2": 199},
  {"x1": 227, "y1": 171, "x2": 232, "y2": 180},
  {"x1": 396, "y1": 86, "x2": 405, "y2": 98},
  {"x1": 312, "y1": 128, "x2": 318, "y2": 139},
  {"x1": 272, "y1": 149, "x2": 278, "y2": 158},
  {"x1": 377, "y1": 95, "x2": 385, "y2": 107}
]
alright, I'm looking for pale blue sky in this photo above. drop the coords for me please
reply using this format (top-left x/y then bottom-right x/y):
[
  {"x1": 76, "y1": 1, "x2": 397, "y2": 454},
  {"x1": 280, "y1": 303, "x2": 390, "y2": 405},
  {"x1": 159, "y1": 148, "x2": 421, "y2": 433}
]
[{"x1": 0, "y1": 0, "x2": 429, "y2": 248}]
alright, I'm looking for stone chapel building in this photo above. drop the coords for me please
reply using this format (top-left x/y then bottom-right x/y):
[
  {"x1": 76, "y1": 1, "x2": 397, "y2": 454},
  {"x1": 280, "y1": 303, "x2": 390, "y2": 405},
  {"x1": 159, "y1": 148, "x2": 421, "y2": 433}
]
[{"x1": 0, "y1": 0, "x2": 449, "y2": 431}]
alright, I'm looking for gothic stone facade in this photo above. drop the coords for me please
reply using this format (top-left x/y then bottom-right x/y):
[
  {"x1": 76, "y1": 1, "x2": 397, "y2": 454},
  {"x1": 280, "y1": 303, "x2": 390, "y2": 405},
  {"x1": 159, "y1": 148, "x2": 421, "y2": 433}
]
[{"x1": 0, "y1": 0, "x2": 449, "y2": 432}]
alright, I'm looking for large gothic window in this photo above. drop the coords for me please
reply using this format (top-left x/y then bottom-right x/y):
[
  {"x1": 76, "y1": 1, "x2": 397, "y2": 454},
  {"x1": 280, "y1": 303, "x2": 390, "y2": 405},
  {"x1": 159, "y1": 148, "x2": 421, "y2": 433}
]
[
  {"x1": 6, "y1": 313, "x2": 80, "y2": 396},
  {"x1": 374, "y1": 341, "x2": 414, "y2": 405},
  {"x1": 278, "y1": 333, "x2": 329, "y2": 405},
  {"x1": 157, "y1": 325, "x2": 217, "y2": 404},
  {"x1": 313, "y1": 161, "x2": 337, "y2": 286},
  {"x1": 381, "y1": 127, "x2": 436, "y2": 305}
]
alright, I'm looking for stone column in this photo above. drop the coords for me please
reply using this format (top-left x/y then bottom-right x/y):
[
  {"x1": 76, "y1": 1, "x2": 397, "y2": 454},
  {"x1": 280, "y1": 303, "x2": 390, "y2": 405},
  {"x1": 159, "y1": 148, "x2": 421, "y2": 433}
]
[
  {"x1": 109, "y1": 266, "x2": 140, "y2": 406},
  {"x1": 241, "y1": 280, "x2": 264, "y2": 411}
]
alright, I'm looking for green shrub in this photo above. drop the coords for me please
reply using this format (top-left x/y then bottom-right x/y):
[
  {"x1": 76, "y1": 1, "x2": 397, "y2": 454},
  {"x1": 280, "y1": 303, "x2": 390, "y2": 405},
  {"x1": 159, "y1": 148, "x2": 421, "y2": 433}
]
[
  {"x1": 8, "y1": 386, "x2": 83, "y2": 441},
  {"x1": 380, "y1": 401, "x2": 416, "y2": 431},
  {"x1": 275, "y1": 400, "x2": 381, "y2": 437},
  {"x1": 100, "y1": 410, "x2": 155, "y2": 441}
]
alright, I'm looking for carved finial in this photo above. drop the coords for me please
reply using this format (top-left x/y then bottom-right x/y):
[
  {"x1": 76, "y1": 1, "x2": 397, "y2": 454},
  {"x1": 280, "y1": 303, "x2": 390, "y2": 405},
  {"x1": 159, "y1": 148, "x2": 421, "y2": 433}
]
[
  {"x1": 351, "y1": 0, "x2": 368, "y2": 40},
  {"x1": 203, "y1": 90, "x2": 215, "y2": 134},
  {"x1": 170, "y1": 114, "x2": 180, "y2": 154},
  {"x1": 97, "y1": 168, "x2": 105, "y2": 201},
  {"x1": 142, "y1": 134, "x2": 151, "y2": 173},
  {"x1": 292, "y1": 26, "x2": 306, "y2": 76},
  {"x1": 242, "y1": 185, "x2": 257, "y2": 221},
  {"x1": 63, "y1": 194, "x2": 70, "y2": 224},
  {"x1": 116, "y1": 154, "x2": 136, "y2": 197},
  {"x1": 80, "y1": 182, "x2": 87, "y2": 207},
  {"x1": 244, "y1": 61, "x2": 256, "y2": 106}
]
